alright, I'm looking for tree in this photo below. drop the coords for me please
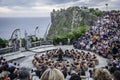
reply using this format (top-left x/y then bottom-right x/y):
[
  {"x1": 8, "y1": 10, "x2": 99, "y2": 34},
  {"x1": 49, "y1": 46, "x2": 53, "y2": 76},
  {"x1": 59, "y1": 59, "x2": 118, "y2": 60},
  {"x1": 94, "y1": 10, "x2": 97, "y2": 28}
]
[{"x1": 0, "y1": 38, "x2": 8, "y2": 48}]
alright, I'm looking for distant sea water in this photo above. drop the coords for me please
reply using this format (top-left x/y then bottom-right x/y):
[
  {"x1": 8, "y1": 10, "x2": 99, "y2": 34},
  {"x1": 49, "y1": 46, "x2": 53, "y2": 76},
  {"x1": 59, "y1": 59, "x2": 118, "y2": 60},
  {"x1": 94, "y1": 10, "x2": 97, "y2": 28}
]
[{"x1": 0, "y1": 17, "x2": 51, "y2": 40}]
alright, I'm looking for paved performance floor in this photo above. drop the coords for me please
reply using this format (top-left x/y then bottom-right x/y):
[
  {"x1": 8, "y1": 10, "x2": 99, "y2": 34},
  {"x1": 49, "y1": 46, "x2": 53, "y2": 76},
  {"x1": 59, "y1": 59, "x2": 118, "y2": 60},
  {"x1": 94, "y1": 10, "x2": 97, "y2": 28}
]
[{"x1": 16, "y1": 45, "x2": 107, "y2": 69}]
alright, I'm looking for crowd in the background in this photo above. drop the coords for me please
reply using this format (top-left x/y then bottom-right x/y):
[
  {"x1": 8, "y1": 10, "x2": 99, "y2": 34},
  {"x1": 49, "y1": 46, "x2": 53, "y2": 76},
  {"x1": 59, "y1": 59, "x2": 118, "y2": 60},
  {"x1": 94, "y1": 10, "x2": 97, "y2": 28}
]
[{"x1": 73, "y1": 11, "x2": 120, "y2": 58}]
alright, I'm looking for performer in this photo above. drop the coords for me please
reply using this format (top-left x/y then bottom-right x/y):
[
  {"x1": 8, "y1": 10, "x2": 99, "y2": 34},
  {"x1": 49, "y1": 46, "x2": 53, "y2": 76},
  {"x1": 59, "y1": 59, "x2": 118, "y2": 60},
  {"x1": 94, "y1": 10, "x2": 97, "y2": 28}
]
[{"x1": 57, "y1": 48, "x2": 64, "y2": 61}]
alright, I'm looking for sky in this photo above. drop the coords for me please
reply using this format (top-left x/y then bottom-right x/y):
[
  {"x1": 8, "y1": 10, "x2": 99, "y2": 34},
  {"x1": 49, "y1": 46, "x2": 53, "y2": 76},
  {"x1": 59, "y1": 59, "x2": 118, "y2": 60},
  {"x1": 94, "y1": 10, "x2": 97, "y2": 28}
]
[{"x1": 0, "y1": 0, "x2": 120, "y2": 17}]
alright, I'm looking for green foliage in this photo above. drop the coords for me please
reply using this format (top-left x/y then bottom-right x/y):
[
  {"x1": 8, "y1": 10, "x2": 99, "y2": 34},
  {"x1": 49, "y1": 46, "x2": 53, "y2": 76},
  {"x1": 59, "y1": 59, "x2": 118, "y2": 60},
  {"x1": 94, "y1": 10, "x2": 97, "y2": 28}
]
[
  {"x1": 20, "y1": 38, "x2": 25, "y2": 47},
  {"x1": 0, "y1": 38, "x2": 8, "y2": 48},
  {"x1": 35, "y1": 37, "x2": 39, "y2": 41},
  {"x1": 39, "y1": 38, "x2": 44, "y2": 41},
  {"x1": 89, "y1": 8, "x2": 95, "y2": 13},
  {"x1": 95, "y1": 11, "x2": 104, "y2": 17},
  {"x1": 30, "y1": 37, "x2": 35, "y2": 42},
  {"x1": 89, "y1": 8, "x2": 103, "y2": 17},
  {"x1": 53, "y1": 25, "x2": 90, "y2": 45},
  {"x1": 0, "y1": 38, "x2": 8, "y2": 44},
  {"x1": 72, "y1": 25, "x2": 89, "y2": 39}
]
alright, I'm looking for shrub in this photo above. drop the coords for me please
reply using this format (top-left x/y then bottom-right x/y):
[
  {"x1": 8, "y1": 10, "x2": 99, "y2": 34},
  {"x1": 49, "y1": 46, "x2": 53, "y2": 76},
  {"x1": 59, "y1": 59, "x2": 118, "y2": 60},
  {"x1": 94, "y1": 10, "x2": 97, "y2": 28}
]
[{"x1": 53, "y1": 25, "x2": 89, "y2": 45}]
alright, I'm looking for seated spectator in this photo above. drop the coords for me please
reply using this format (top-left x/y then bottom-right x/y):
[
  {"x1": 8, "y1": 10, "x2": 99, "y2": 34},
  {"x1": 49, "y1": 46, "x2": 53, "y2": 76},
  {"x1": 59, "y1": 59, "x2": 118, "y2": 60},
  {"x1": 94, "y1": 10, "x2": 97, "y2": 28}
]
[
  {"x1": 94, "y1": 68, "x2": 112, "y2": 80},
  {"x1": 18, "y1": 67, "x2": 32, "y2": 80},
  {"x1": 0, "y1": 71, "x2": 10, "y2": 80},
  {"x1": 69, "y1": 73, "x2": 81, "y2": 80},
  {"x1": 41, "y1": 68, "x2": 64, "y2": 80},
  {"x1": 8, "y1": 66, "x2": 17, "y2": 80},
  {"x1": 113, "y1": 70, "x2": 120, "y2": 80},
  {"x1": 62, "y1": 69, "x2": 67, "y2": 78}
]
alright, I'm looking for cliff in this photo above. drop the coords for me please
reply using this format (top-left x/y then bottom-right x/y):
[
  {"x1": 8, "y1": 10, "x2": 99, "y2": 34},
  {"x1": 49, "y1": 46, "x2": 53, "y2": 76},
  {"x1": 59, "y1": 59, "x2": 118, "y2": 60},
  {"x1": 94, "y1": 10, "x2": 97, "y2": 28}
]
[{"x1": 47, "y1": 6, "x2": 103, "y2": 38}]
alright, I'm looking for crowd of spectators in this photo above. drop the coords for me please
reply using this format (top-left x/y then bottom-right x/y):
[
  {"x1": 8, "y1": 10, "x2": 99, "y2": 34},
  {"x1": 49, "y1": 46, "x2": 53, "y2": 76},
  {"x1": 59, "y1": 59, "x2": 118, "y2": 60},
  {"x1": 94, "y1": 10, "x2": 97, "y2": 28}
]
[
  {"x1": 41, "y1": 67, "x2": 120, "y2": 80},
  {"x1": 73, "y1": 11, "x2": 120, "y2": 58},
  {"x1": 0, "y1": 56, "x2": 32, "y2": 80},
  {"x1": 71, "y1": 10, "x2": 120, "y2": 80}
]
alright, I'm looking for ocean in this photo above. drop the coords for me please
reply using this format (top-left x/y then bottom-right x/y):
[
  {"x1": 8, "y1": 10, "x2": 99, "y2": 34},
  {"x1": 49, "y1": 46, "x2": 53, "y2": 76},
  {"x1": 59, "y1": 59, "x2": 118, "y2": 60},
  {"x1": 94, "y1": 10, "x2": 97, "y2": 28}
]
[{"x1": 0, "y1": 17, "x2": 51, "y2": 40}]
